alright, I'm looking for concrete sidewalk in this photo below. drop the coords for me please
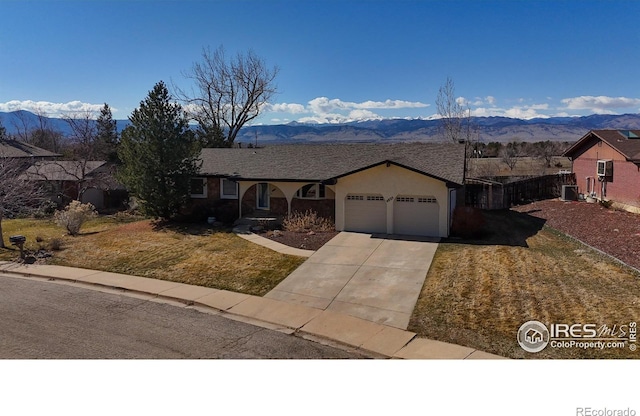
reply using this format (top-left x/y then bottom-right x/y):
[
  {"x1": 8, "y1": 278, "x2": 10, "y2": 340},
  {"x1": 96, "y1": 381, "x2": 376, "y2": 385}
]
[{"x1": 0, "y1": 261, "x2": 505, "y2": 359}]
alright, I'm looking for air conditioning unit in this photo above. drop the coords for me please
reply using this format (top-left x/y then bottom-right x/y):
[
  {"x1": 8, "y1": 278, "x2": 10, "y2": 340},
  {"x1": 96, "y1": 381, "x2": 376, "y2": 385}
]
[
  {"x1": 597, "y1": 160, "x2": 613, "y2": 178},
  {"x1": 561, "y1": 185, "x2": 578, "y2": 201}
]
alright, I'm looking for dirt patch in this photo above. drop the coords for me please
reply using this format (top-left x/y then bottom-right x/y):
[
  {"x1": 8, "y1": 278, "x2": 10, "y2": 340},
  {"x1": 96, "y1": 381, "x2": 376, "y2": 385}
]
[
  {"x1": 512, "y1": 199, "x2": 640, "y2": 270},
  {"x1": 261, "y1": 230, "x2": 339, "y2": 251}
]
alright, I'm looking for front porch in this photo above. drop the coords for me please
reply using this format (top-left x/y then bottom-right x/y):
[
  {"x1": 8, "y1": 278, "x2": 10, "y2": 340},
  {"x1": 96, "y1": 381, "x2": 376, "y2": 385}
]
[{"x1": 237, "y1": 181, "x2": 336, "y2": 221}]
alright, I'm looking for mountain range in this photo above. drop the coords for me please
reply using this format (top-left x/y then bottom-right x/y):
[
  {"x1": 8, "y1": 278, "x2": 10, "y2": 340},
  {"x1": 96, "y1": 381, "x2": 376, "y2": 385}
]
[{"x1": 3, "y1": 110, "x2": 640, "y2": 144}]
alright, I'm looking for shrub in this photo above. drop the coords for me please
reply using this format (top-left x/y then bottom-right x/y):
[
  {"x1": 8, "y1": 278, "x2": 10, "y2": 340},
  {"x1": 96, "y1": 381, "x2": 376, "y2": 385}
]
[
  {"x1": 33, "y1": 200, "x2": 59, "y2": 218},
  {"x1": 48, "y1": 238, "x2": 63, "y2": 251},
  {"x1": 599, "y1": 199, "x2": 614, "y2": 209},
  {"x1": 54, "y1": 200, "x2": 97, "y2": 236},
  {"x1": 450, "y1": 206, "x2": 486, "y2": 238},
  {"x1": 283, "y1": 210, "x2": 335, "y2": 233}
]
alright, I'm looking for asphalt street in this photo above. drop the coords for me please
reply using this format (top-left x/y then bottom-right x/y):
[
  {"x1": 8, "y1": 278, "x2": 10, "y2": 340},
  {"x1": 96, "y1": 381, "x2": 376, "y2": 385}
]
[{"x1": 0, "y1": 274, "x2": 367, "y2": 359}]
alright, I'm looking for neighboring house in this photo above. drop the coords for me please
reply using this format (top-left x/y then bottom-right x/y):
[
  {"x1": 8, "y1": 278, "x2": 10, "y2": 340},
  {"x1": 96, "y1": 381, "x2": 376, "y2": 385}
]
[
  {"x1": 21, "y1": 160, "x2": 127, "y2": 211},
  {"x1": 194, "y1": 143, "x2": 466, "y2": 237},
  {"x1": 563, "y1": 130, "x2": 640, "y2": 210},
  {"x1": 0, "y1": 138, "x2": 60, "y2": 166}
]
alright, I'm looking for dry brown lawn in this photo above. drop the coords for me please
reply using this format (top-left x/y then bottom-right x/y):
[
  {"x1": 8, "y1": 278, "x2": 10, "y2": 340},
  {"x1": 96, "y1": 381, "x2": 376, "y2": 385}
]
[
  {"x1": 0, "y1": 217, "x2": 305, "y2": 296},
  {"x1": 409, "y1": 210, "x2": 640, "y2": 359}
]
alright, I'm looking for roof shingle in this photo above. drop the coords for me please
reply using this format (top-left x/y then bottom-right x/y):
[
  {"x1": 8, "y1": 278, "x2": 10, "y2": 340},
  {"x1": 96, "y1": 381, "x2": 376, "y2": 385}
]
[
  {"x1": 199, "y1": 143, "x2": 466, "y2": 185},
  {"x1": 0, "y1": 139, "x2": 60, "y2": 158},
  {"x1": 564, "y1": 129, "x2": 640, "y2": 160}
]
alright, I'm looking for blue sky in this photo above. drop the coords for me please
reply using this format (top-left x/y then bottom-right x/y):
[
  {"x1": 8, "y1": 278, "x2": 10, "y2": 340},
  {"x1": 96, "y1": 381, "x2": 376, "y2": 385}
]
[{"x1": 1, "y1": 0, "x2": 640, "y2": 124}]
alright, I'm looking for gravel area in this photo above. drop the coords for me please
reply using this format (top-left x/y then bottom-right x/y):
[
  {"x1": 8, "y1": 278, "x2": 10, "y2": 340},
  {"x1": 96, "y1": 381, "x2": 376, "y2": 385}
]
[
  {"x1": 512, "y1": 199, "x2": 640, "y2": 270},
  {"x1": 261, "y1": 230, "x2": 339, "y2": 251}
]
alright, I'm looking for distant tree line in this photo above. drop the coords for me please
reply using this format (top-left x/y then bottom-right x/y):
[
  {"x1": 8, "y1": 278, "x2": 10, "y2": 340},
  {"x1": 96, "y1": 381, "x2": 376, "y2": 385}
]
[{"x1": 471, "y1": 140, "x2": 572, "y2": 161}]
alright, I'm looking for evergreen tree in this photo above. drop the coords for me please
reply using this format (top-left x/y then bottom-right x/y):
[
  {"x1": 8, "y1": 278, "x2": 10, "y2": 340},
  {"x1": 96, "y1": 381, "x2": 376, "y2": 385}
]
[
  {"x1": 95, "y1": 103, "x2": 119, "y2": 163},
  {"x1": 0, "y1": 119, "x2": 7, "y2": 140},
  {"x1": 118, "y1": 81, "x2": 200, "y2": 220},
  {"x1": 195, "y1": 123, "x2": 226, "y2": 148}
]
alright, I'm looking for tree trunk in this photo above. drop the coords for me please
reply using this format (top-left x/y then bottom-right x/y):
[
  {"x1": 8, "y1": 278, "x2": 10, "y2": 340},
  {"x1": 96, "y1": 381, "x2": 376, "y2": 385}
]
[{"x1": 0, "y1": 215, "x2": 5, "y2": 249}]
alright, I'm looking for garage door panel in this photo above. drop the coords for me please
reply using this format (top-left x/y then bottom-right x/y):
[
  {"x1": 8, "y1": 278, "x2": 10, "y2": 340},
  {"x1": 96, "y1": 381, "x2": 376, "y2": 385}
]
[
  {"x1": 394, "y1": 195, "x2": 439, "y2": 236},
  {"x1": 345, "y1": 194, "x2": 386, "y2": 233}
]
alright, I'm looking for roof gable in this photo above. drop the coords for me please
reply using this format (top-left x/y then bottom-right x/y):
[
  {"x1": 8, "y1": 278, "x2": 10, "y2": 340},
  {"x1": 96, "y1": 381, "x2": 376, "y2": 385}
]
[
  {"x1": 199, "y1": 143, "x2": 466, "y2": 185},
  {"x1": 564, "y1": 129, "x2": 640, "y2": 161}
]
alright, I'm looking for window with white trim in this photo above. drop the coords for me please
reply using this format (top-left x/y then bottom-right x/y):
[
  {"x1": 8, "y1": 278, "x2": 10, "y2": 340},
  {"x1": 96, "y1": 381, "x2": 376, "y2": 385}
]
[
  {"x1": 220, "y1": 178, "x2": 238, "y2": 199},
  {"x1": 296, "y1": 183, "x2": 326, "y2": 199},
  {"x1": 190, "y1": 178, "x2": 207, "y2": 198}
]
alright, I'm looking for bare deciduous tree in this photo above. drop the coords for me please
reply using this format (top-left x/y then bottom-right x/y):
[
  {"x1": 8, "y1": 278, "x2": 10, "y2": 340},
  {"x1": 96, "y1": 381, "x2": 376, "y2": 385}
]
[
  {"x1": 0, "y1": 156, "x2": 45, "y2": 248},
  {"x1": 501, "y1": 139, "x2": 523, "y2": 171},
  {"x1": 436, "y1": 76, "x2": 472, "y2": 144},
  {"x1": 11, "y1": 108, "x2": 64, "y2": 153},
  {"x1": 175, "y1": 45, "x2": 279, "y2": 147},
  {"x1": 532, "y1": 140, "x2": 561, "y2": 168},
  {"x1": 23, "y1": 111, "x2": 119, "y2": 203}
]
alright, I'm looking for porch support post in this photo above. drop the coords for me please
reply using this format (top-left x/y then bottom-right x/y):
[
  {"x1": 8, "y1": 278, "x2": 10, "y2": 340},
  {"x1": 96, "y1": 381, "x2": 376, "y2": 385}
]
[{"x1": 277, "y1": 182, "x2": 307, "y2": 218}]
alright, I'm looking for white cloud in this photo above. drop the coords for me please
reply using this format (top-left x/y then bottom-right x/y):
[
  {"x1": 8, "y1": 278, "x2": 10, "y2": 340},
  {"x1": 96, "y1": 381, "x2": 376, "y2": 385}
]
[
  {"x1": 267, "y1": 102, "x2": 306, "y2": 114},
  {"x1": 348, "y1": 109, "x2": 382, "y2": 120},
  {"x1": 560, "y1": 95, "x2": 640, "y2": 113},
  {"x1": 457, "y1": 96, "x2": 497, "y2": 107},
  {"x1": 269, "y1": 96, "x2": 428, "y2": 123},
  {"x1": 0, "y1": 100, "x2": 109, "y2": 117},
  {"x1": 470, "y1": 103, "x2": 550, "y2": 120}
]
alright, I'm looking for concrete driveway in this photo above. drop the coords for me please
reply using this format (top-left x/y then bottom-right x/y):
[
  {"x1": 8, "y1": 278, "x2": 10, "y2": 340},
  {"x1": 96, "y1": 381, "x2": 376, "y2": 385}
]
[{"x1": 265, "y1": 232, "x2": 439, "y2": 329}]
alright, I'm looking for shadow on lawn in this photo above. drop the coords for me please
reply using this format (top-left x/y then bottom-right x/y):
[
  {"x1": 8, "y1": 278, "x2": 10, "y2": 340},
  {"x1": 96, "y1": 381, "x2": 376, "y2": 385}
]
[
  {"x1": 446, "y1": 209, "x2": 547, "y2": 248},
  {"x1": 150, "y1": 220, "x2": 232, "y2": 236}
]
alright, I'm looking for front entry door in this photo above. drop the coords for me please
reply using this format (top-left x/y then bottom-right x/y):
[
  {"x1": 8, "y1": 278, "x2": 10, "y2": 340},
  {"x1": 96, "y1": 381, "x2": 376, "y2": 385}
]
[{"x1": 257, "y1": 183, "x2": 270, "y2": 210}]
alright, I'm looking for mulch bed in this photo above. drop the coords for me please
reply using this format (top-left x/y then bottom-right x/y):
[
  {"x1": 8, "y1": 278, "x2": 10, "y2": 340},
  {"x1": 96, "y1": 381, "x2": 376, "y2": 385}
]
[
  {"x1": 261, "y1": 230, "x2": 339, "y2": 251},
  {"x1": 512, "y1": 199, "x2": 640, "y2": 270}
]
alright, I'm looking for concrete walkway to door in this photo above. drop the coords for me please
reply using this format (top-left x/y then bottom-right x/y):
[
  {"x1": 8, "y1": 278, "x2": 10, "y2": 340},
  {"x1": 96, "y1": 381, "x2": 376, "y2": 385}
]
[{"x1": 265, "y1": 232, "x2": 439, "y2": 329}]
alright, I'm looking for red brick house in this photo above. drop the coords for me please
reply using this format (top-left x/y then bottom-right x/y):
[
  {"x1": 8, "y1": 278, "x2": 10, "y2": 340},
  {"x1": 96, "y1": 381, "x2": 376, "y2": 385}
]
[
  {"x1": 563, "y1": 129, "x2": 640, "y2": 209},
  {"x1": 192, "y1": 143, "x2": 466, "y2": 237}
]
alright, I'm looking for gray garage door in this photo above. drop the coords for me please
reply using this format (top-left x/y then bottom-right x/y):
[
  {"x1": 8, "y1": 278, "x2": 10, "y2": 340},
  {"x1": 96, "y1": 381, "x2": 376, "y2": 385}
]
[
  {"x1": 344, "y1": 194, "x2": 387, "y2": 233},
  {"x1": 393, "y1": 195, "x2": 439, "y2": 236}
]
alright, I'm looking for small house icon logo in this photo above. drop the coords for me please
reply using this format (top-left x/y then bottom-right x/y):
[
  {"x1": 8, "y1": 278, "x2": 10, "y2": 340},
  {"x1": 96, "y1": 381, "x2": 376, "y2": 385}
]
[{"x1": 518, "y1": 321, "x2": 550, "y2": 353}]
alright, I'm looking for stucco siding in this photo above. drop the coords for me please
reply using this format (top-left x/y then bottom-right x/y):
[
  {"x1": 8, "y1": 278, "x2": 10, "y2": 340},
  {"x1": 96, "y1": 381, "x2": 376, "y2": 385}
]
[{"x1": 334, "y1": 164, "x2": 450, "y2": 237}]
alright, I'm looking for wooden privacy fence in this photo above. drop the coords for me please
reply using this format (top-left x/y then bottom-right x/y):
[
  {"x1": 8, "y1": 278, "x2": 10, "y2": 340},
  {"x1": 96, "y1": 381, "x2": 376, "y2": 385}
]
[{"x1": 465, "y1": 173, "x2": 576, "y2": 210}]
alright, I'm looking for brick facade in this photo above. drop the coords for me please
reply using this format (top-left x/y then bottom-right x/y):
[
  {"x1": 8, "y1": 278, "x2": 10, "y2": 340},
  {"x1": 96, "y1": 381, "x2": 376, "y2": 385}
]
[
  {"x1": 573, "y1": 157, "x2": 640, "y2": 206},
  {"x1": 190, "y1": 180, "x2": 336, "y2": 222}
]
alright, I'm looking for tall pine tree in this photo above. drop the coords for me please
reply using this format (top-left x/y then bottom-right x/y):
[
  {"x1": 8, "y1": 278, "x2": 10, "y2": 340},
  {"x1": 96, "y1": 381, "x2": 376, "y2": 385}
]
[
  {"x1": 118, "y1": 81, "x2": 200, "y2": 220},
  {"x1": 95, "y1": 103, "x2": 119, "y2": 163}
]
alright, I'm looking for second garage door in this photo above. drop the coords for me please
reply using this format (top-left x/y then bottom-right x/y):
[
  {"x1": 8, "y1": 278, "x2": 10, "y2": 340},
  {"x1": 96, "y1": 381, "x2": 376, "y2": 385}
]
[
  {"x1": 344, "y1": 194, "x2": 387, "y2": 233},
  {"x1": 393, "y1": 195, "x2": 439, "y2": 236}
]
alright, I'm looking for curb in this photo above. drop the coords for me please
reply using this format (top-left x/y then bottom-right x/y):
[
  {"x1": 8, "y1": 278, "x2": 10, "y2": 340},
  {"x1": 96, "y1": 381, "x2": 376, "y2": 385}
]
[{"x1": 0, "y1": 262, "x2": 506, "y2": 359}]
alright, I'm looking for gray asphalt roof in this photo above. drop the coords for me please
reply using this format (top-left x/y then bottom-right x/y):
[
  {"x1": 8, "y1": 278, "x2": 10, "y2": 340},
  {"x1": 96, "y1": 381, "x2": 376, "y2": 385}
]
[
  {"x1": 199, "y1": 142, "x2": 466, "y2": 185},
  {"x1": 22, "y1": 161, "x2": 107, "y2": 181},
  {"x1": 564, "y1": 130, "x2": 640, "y2": 161},
  {"x1": 0, "y1": 139, "x2": 60, "y2": 158}
]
